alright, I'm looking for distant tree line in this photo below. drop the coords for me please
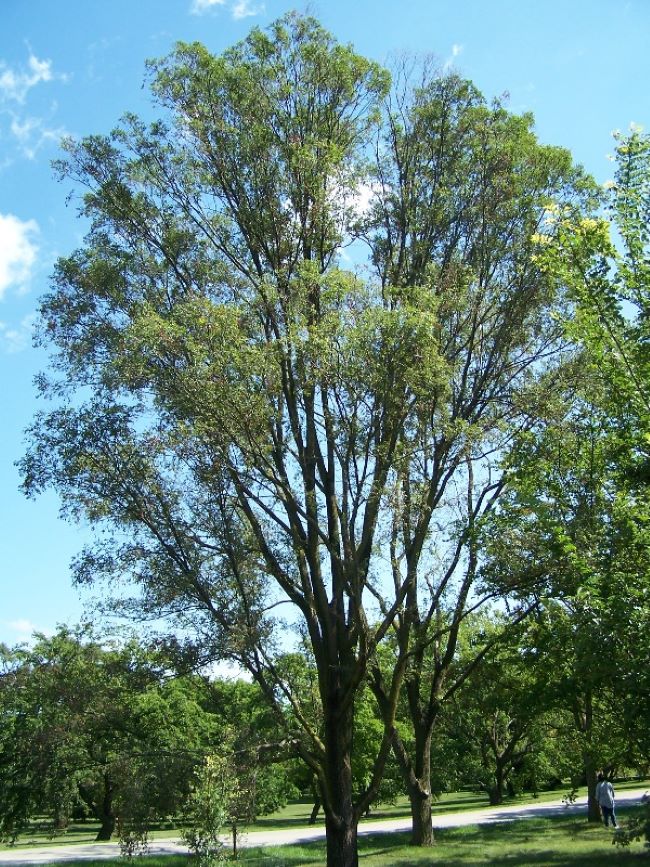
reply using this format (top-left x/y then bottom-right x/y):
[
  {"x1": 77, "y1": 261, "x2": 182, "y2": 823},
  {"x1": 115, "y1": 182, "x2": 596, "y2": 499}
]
[{"x1": 1, "y1": 611, "x2": 647, "y2": 847}]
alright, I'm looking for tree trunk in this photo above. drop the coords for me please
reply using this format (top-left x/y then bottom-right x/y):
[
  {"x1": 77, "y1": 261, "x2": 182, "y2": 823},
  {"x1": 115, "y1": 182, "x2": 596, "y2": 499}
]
[
  {"x1": 309, "y1": 797, "x2": 321, "y2": 825},
  {"x1": 325, "y1": 814, "x2": 358, "y2": 867},
  {"x1": 95, "y1": 773, "x2": 115, "y2": 841},
  {"x1": 368, "y1": 655, "x2": 434, "y2": 847},
  {"x1": 488, "y1": 785, "x2": 503, "y2": 806},
  {"x1": 54, "y1": 805, "x2": 69, "y2": 831},
  {"x1": 582, "y1": 692, "x2": 601, "y2": 823},
  {"x1": 399, "y1": 728, "x2": 434, "y2": 847},
  {"x1": 489, "y1": 761, "x2": 506, "y2": 806},
  {"x1": 322, "y1": 682, "x2": 359, "y2": 867},
  {"x1": 409, "y1": 784, "x2": 433, "y2": 847},
  {"x1": 585, "y1": 755, "x2": 601, "y2": 823}
]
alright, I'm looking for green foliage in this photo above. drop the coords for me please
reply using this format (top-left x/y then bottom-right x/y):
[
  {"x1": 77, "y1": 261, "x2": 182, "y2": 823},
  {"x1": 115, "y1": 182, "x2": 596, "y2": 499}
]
[
  {"x1": 534, "y1": 128, "x2": 650, "y2": 461},
  {"x1": 0, "y1": 628, "x2": 214, "y2": 843},
  {"x1": 481, "y1": 413, "x2": 649, "y2": 783},
  {"x1": 489, "y1": 131, "x2": 650, "y2": 772},
  {"x1": 614, "y1": 795, "x2": 650, "y2": 851},
  {"x1": 423, "y1": 613, "x2": 576, "y2": 801},
  {"x1": 181, "y1": 719, "x2": 294, "y2": 864},
  {"x1": 0, "y1": 628, "x2": 299, "y2": 848},
  {"x1": 181, "y1": 754, "x2": 232, "y2": 865}
]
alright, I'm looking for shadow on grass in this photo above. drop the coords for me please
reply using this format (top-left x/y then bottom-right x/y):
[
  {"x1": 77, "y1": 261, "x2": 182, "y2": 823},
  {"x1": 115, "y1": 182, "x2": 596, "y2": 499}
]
[
  {"x1": 32, "y1": 825, "x2": 646, "y2": 867},
  {"x1": 353, "y1": 820, "x2": 644, "y2": 867},
  {"x1": 386, "y1": 855, "x2": 643, "y2": 867},
  {"x1": 36, "y1": 861, "x2": 190, "y2": 867},
  {"x1": 366, "y1": 794, "x2": 494, "y2": 820},
  {"x1": 249, "y1": 817, "x2": 319, "y2": 831},
  {"x1": 244, "y1": 816, "x2": 643, "y2": 867},
  {"x1": 251, "y1": 793, "x2": 494, "y2": 829},
  {"x1": 24, "y1": 810, "x2": 648, "y2": 867}
]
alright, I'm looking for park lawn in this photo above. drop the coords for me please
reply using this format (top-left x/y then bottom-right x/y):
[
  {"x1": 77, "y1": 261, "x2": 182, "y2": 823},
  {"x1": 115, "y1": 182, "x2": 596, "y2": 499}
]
[
  {"x1": 176, "y1": 776, "x2": 650, "y2": 834},
  {"x1": 2, "y1": 779, "x2": 648, "y2": 851},
  {"x1": 32, "y1": 811, "x2": 648, "y2": 866},
  {"x1": 248, "y1": 788, "x2": 556, "y2": 833}
]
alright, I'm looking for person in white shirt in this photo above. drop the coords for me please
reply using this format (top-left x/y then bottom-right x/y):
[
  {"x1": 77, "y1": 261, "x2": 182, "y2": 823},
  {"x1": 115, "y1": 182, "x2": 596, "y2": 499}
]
[{"x1": 596, "y1": 772, "x2": 618, "y2": 828}]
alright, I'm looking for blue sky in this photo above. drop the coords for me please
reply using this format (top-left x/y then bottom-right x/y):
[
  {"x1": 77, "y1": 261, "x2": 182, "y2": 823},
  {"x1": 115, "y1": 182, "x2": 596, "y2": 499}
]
[{"x1": 1, "y1": 0, "x2": 648, "y2": 646}]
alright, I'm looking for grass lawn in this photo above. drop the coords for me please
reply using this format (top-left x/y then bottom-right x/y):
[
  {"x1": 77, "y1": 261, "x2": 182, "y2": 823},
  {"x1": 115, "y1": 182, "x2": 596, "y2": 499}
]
[
  {"x1": 2, "y1": 779, "x2": 647, "y2": 852},
  {"x1": 29, "y1": 810, "x2": 649, "y2": 866}
]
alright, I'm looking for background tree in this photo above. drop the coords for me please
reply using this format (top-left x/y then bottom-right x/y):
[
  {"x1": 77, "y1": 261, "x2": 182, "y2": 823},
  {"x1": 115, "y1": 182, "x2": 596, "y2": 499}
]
[
  {"x1": 271, "y1": 647, "x2": 402, "y2": 824},
  {"x1": 535, "y1": 127, "x2": 650, "y2": 764},
  {"x1": 201, "y1": 675, "x2": 298, "y2": 821},
  {"x1": 481, "y1": 395, "x2": 650, "y2": 820},
  {"x1": 0, "y1": 628, "x2": 211, "y2": 842},
  {"x1": 448, "y1": 616, "x2": 576, "y2": 805}
]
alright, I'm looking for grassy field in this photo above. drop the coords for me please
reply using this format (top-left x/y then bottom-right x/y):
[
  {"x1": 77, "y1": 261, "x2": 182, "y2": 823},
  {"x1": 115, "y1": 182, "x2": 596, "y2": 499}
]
[
  {"x1": 26, "y1": 810, "x2": 649, "y2": 866},
  {"x1": 2, "y1": 779, "x2": 647, "y2": 853}
]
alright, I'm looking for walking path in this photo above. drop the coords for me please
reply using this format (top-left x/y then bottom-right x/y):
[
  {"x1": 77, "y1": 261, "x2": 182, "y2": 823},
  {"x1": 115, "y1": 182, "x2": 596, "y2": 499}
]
[{"x1": 1, "y1": 788, "x2": 647, "y2": 864}]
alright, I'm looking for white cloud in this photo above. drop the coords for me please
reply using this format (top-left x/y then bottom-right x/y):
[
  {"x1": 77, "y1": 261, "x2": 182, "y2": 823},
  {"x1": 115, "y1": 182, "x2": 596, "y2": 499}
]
[
  {"x1": 0, "y1": 313, "x2": 37, "y2": 353},
  {"x1": 0, "y1": 53, "x2": 54, "y2": 104},
  {"x1": 191, "y1": 0, "x2": 226, "y2": 13},
  {"x1": 3, "y1": 618, "x2": 54, "y2": 644},
  {"x1": 443, "y1": 43, "x2": 464, "y2": 72},
  {"x1": 9, "y1": 112, "x2": 67, "y2": 160},
  {"x1": 190, "y1": 0, "x2": 263, "y2": 18},
  {"x1": 7, "y1": 618, "x2": 38, "y2": 635},
  {"x1": 352, "y1": 181, "x2": 380, "y2": 217},
  {"x1": 0, "y1": 213, "x2": 39, "y2": 299},
  {"x1": 232, "y1": 0, "x2": 264, "y2": 19},
  {"x1": 0, "y1": 53, "x2": 68, "y2": 165}
]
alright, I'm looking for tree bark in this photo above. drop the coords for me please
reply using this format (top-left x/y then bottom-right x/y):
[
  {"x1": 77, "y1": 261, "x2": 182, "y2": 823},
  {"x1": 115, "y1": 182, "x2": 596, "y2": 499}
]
[
  {"x1": 325, "y1": 814, "x2": 359, "y2": 867},
  {"x1": 409, "y1": 783, "x2": 433, "y2": 847},
  {"x1": 322, "y1": 679, "x2": 359, "y2": 867},
  {"x1": 489, "y1": 760, "x2": 506, "y2": 806},
  {"x1": 581, "y1": 691, "x2": 601, "y2": 823},
  {"x1": 585, "y1": 755, "x2": 601, "y2": 823},
  {"x1": 309, "y1": 797, "x2": 321, "y2": 825},
  {"x1": 392, "y1": 725, "x2": 434, "y2": 846},
  {"x1": 488, "y1": 785, "x2": 503, "y2": 806},
  {"x1": 95, "y1": 773, "x2": 115, "y2": 841},
  {"x1": 54, "y1": 805, "x2": 69, "y2": 831}
]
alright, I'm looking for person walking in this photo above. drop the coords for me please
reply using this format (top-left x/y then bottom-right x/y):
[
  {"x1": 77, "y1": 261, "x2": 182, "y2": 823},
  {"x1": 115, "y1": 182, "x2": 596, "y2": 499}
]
[{"x1": 596, "y1": 772, "x2": 618, "y2": 828}]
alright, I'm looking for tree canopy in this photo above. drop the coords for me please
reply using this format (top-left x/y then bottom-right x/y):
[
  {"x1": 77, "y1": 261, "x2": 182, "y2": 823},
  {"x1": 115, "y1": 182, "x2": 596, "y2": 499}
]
[{"x1": 0, "y1": 628, "x2": 211, "y2": 842}]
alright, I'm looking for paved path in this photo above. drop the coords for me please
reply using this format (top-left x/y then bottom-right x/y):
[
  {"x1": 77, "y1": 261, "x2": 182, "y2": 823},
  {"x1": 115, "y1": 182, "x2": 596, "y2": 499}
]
[{"x1": 1, "y1": 788, "x2": 647, "y2": 864}]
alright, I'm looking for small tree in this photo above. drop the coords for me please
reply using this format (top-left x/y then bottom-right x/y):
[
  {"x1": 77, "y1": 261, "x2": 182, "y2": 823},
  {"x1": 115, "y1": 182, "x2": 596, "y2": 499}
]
[
  {"x1": 181, "y1": 754, "x2": 233, "y2": 865},
  {"x1": 182, "y1": 733, "x2": 277, "y2": 862}
]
